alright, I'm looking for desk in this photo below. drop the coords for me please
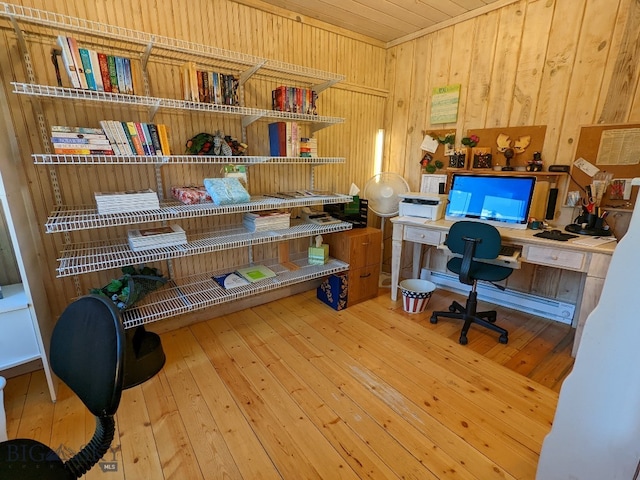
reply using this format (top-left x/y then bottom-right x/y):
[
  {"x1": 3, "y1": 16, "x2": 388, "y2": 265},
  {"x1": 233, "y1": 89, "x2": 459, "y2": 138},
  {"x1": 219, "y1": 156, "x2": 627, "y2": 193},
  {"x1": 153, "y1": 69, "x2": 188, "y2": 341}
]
[{"x1": 390, "y1": 217, "x2": 617, "y2": 356}]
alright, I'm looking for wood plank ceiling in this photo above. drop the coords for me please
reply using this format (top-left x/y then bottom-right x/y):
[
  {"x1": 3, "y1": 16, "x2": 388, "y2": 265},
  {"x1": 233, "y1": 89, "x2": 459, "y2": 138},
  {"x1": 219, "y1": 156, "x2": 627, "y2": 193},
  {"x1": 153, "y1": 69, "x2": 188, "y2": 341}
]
[{"x1": 250, "y1": 0, "x2": 512, "y2": 44}]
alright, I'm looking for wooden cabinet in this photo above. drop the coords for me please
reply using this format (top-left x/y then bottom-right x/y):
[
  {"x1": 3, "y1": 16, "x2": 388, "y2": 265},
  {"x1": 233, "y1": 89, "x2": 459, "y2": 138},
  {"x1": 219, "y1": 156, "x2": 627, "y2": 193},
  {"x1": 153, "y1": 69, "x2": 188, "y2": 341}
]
[{"x1": 325, "y1": 227, "x2": 382, "y2": 306}]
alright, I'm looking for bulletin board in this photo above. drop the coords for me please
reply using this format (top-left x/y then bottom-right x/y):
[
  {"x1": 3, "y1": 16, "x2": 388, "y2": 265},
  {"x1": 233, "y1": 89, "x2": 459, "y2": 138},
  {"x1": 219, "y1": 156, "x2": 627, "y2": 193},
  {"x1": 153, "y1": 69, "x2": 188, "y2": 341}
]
[
  {"x1": 466, "y1": 125, "x2": 547, "y2": 169},
  {"x1": 421, "y1": 128, "x2": 456, "y2": 168},
  {"x1": 569, "y1": 123, "x2": 640, "y2": 208}
]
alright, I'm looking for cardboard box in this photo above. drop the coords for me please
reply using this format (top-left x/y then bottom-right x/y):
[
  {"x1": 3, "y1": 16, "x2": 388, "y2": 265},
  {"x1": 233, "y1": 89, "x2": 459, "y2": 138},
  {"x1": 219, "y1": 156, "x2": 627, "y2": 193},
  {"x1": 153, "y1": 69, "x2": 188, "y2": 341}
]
[
  {"x1": 317, "y1": 273, "x2": 348, "y2": 310},
  {"x1": 308, "y1": 244, "x2": 329, "y2": 265}
]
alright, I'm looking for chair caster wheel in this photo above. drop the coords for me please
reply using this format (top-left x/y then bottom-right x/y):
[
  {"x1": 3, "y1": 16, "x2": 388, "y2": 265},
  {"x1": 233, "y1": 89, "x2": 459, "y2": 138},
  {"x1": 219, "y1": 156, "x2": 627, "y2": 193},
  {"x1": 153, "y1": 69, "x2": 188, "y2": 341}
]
[
  {"x1": 459, "y1": 335, "x2": 468, "y2": 345},
  {"x1": 499, "y1": 334, "x2": 508, "y2": 344},
  {"x1": 487, "y1": 314, "x2": 497, "y2": 323},
  {"x1": 430, "y1": 315, "x2": 438, "y2": 324}
]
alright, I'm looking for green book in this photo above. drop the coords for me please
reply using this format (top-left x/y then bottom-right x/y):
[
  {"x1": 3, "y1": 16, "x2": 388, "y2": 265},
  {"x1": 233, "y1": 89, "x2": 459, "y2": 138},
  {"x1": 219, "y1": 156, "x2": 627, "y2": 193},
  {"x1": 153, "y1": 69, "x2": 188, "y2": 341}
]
[{"x1": 235, "y1": 265, "x2": 276, "y2": 283}]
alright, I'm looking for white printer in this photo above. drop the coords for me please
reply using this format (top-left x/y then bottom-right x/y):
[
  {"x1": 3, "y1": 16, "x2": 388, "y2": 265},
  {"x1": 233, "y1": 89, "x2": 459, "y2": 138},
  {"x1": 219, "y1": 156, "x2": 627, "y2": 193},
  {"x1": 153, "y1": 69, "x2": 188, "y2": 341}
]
[{"x1": 398, "y1": 192, "x2": 447, "y2": 220}]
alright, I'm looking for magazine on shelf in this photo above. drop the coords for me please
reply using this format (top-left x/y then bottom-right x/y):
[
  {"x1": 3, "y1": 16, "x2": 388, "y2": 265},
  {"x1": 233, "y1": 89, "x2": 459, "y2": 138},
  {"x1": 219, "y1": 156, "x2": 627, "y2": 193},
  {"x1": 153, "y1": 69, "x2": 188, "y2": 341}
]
[
  {"x1": 212, "y1": 272, "x2": 251, "y2": 289},
  {"x1": 235, "y1": 265, "x2": 277, "y2": 283},
  {"x1": 127, "y1": 224, "x2": 187, "y2": 251}
]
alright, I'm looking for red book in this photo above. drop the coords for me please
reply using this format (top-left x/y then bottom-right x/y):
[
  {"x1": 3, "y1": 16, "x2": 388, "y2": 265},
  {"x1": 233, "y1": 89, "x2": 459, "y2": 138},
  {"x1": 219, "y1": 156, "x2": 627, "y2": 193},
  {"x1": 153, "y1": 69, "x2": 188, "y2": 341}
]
[{"x1": 97, "y1": 53, "x2": 112, "y2": 92}]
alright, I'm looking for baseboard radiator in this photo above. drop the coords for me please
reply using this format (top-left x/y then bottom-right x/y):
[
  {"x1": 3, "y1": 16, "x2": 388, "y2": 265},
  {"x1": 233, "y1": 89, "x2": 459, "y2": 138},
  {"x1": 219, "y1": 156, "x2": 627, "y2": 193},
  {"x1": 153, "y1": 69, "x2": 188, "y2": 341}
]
[{"x1": 422, "y1": 270, "x2": 575, "y2": 324}]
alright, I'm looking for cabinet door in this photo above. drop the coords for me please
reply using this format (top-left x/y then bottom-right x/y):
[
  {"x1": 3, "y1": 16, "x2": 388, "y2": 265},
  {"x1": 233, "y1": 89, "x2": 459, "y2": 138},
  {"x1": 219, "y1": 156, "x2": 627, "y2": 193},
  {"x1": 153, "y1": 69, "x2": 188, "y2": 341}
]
[
  {"x1": 348, "y1": 264, "x2": 380, "y2": 306},
  {"x1": 349, "y1": 229, "x2": 382, "y2": 269},
  {"x1": 0, "y1": 308, "x2": 39, "y2": 369}
]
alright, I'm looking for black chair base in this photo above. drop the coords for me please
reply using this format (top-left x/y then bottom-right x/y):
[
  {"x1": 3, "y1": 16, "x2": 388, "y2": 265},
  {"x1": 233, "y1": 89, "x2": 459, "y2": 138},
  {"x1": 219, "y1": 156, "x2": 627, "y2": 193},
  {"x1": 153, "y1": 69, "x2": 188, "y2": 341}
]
[
  {"x1": 430, "y1": 292, "x2": 508, "y2": 345},
  {"x1": 123, "y1": 325, "x2": 166, "y2": 389}
]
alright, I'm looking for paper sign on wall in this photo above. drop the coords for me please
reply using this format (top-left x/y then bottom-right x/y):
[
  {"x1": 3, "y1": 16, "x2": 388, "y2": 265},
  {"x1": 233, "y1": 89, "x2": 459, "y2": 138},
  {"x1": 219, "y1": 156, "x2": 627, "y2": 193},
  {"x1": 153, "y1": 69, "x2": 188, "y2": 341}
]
[{"x1": 430, "y1": 84, "x2": 460, "y2": 124}]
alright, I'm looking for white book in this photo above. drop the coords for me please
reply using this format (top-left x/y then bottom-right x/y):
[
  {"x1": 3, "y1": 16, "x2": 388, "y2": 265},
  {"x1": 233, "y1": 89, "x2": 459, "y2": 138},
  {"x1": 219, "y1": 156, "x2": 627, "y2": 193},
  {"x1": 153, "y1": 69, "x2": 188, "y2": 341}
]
[
  {"x1": 56, "y1": 35, "x2": 81, "y2": 88},
  {"x1": 89, "y1": 49, "x2": 104, "y2": 92}
]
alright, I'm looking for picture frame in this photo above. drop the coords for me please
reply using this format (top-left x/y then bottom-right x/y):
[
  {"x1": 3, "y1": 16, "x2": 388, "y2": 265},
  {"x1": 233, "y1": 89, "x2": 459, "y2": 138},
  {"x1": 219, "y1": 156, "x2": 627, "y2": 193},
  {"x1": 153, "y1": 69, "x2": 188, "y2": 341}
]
[{"x1": 471, "y1": 147, "x2": 492, "y2": 169}]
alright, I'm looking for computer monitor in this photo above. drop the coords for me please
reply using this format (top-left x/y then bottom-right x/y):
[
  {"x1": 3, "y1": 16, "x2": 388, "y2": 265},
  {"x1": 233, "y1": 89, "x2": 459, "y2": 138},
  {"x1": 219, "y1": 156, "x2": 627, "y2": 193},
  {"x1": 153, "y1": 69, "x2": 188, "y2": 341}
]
[{"x1": 445, "y1": 173, "x2": 537, "y2": 230}]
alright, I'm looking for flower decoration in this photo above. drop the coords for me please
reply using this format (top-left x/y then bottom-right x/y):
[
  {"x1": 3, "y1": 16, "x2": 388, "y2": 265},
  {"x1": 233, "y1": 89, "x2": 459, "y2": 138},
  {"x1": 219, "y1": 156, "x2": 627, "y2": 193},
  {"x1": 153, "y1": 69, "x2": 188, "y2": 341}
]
[
  {"x1": 420, "y1": 153, "x2": 444, "y2": 173},
  {"x1": 435, "y1": 133, "x2": 455, "y2": 145},
  {"x1": 461, "y1": 134, "x2": 480, "y2": 148}
]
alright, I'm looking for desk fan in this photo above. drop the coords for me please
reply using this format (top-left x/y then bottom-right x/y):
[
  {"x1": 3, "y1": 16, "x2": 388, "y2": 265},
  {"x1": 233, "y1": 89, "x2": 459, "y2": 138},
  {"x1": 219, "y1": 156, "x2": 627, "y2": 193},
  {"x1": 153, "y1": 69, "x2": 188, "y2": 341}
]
[{"x1": 363, "y1": 172, "x2": 410, "y2": 286}]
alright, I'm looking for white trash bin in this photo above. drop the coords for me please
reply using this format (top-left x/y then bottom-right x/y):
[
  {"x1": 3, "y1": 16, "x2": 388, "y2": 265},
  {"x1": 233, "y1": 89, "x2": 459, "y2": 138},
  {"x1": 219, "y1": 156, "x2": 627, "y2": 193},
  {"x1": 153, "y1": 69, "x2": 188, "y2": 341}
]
[{"x1": 399, "y1": 279, "x2": 436, "y2": 314}]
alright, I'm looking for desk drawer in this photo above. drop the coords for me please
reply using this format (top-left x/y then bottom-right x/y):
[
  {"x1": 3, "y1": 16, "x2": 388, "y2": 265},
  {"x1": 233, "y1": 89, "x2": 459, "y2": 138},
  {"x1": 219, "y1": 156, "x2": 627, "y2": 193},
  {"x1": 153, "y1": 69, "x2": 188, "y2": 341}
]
[
  {"x1": 404, "y1": 227, "x2": 443, "y2": 246},
  {"x1": 524, "y1": 245, "x2": 587, "y2": 271}
]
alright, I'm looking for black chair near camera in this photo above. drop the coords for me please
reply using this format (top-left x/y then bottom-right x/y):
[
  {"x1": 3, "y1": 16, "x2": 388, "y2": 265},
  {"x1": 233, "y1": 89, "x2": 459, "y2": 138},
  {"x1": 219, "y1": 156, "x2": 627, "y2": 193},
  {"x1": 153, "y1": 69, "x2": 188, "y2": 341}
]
[
  {"x1": 430, "y1": 221, "x2": 513, "y2": 345},
  {"x1": 0, "y1": 294, "x2": 125, "y2": 479}
]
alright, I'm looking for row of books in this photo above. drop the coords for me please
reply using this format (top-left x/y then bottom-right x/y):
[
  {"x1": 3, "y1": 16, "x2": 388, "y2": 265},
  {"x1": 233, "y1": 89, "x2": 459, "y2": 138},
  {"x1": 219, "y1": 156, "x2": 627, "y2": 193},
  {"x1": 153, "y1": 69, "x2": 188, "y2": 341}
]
[
  {"x1": 243, "y1": 211, "x2": 291, "y2": 232},
  {"x1": 272, "y1": 85, "x2": 318, "y2": 115},
  {"x1": 127, "y1": 224, "x2": 187, "y2": 252},
  {"x1": 56, "y1": 35, "x2": 136, "y2": 94},
  {"x1": 180, "y1": 61, "x2": 239, "y2": 105},
  {"x1": 94, "y1": 189, "x2": 160, "y2": 215},
  {"x1": 268, "y1": 121, "x2": 300, "y2": 157},
  {"x1": 51, "y1": 125, "x2": 114, "y2": 155},
  {"x1": 100, "y1": 121, "x2": 171, "y2": 156}
]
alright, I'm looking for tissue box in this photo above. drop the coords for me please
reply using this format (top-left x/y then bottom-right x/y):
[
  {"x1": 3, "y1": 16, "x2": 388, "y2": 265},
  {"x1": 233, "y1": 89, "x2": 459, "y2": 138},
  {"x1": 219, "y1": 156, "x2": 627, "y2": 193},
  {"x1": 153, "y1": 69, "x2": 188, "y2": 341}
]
[
  {"x1": 317, "y1": 273, "x2": 348, "y2": 310},
  {"x1": 308, "y1": 244, "x2": 329, "y2": 265}
]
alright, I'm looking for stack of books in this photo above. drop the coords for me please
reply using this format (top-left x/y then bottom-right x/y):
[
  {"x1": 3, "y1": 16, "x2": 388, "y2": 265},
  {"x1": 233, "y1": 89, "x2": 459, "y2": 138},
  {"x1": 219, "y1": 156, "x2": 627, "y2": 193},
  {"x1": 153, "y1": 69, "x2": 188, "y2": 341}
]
[
  {"x1": 243, "y1": 211, "x2": 291, "y2": 232},
  {"x1": 95, "y1": 189, "x2": 160, "y2": 215},
  {"x1": 127, "y1": 224, "x2": 187, "y2": 251},
  {"x1": 299, "y1": 137, "x2": 317, "y2": 158},
  {"x1": 51, "y1": 125, "x2": 114, "y2": 155}
]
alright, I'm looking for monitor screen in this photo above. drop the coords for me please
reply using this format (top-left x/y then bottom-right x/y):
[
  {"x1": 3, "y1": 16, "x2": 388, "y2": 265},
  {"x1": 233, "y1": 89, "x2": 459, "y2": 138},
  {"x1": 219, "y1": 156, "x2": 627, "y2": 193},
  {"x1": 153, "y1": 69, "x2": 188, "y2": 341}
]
[{"x1": 445, "y1": 174, "x2": 536, "y2": 229}]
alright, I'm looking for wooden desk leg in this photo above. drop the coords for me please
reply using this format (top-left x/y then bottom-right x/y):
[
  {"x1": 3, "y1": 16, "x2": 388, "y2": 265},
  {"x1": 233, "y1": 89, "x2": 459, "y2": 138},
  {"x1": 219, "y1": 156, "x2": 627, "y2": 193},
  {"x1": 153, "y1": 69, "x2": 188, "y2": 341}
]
[
  {"x1": 412, "y1": 243, "x2": 423, "y2": 279},
  {"x1": 391, "y1": 223, "x2": 403, "y2": 301}
]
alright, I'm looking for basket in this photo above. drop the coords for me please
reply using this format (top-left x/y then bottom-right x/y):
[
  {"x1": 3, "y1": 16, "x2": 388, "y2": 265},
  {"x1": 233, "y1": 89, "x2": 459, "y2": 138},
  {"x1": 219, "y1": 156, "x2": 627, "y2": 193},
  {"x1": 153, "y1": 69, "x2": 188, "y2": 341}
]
[{"x1": 399, "y1": 279, "x2": 436, "y2": 314}]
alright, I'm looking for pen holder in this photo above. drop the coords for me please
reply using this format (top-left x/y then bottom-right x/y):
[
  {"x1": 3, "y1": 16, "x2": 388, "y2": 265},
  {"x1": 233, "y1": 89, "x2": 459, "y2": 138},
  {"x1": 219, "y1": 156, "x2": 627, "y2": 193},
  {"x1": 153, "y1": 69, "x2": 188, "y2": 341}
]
[{"x1": 575, "y1": 213, "x2": 606, "y2": 230}]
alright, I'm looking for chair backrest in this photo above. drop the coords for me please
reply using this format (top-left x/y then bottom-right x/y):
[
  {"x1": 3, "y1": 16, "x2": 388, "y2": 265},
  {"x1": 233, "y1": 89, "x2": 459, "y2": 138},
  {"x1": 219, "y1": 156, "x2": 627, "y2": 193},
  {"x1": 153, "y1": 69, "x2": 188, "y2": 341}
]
[
  {"x1": 445, "y1": 221, "x2": 502, "y2": 259},
  {"x1": 50, "y1": 295, "x2": 125, "y2": 417}
]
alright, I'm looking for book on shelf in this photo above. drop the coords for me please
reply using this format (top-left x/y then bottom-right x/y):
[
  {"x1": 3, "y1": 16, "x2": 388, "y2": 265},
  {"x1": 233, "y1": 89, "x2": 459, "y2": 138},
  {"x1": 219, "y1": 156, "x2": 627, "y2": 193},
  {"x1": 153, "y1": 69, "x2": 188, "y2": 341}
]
[
  {"x1": 66, "y1": 36, "x2": 88, "y2": 89},
  {"x1": 268, "y1": 121, "x2": 299, "y2": 157},
  {"x1": 97, "y1": 52, "x2": 112, "y2": 92},
  {"x1": 243, "y1": 211, "x2": 291, "y2": 232},
  {"x1": 51, "y1": 125, "x2": 105, "y2": 135},
  {"x1": 121, "y1": 57, "x2": 134, "y2": 95},
  {"x1": 78, "y1": 48, "x2": 97, "y2": 91},
  {"x1": 157, "y1": 124, "x2": 171, "y2": 155},
  {"x1": 123, "y1": 122, "x2": 145, "y2": 155},
  {"x1": 146, "y1": 124, "x2": 164, "y2": 155},
  {"x1": 56, "y1": 35, "x2": 81, "y2": 89},
  {"x1": 94, "y1": 188, "x2": 160, "y2": 214},
  {"x1": 212, "y1": 272, "x2": 250, "y2": 289},
  {"x1": 107, "y1": 55, "x2": 119, "y2": 93},
  {"x1": 115, "y1": 57, "x2": 128, "y2": 95},
  {"x1": 89, "y1": 49, "x2": 104, "y2": 92},
  {"x1": 236, "y1": 265, "x2": 277, "y2": 283},
  {"x1": 127, "y1": 224, "x2": 187, "y2": 251}
]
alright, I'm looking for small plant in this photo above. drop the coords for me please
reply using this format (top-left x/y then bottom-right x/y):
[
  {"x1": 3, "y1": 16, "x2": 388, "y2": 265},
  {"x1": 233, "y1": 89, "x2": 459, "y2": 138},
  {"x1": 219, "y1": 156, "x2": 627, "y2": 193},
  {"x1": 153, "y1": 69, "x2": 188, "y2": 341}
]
[
  {"x1": 461, "y1": 134, "x2": 480, "y2": 148},
  {"x1": 420, "y1": 153, "x2": 444, "y2": 173}
]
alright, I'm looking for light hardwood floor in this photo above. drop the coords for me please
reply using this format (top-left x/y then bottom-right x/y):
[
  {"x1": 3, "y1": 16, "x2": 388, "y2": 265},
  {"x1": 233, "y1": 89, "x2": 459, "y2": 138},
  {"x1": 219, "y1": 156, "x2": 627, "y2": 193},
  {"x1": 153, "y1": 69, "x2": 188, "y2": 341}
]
[{"x1": 3, "y1": 287, "x2": 575, "y2": 479}]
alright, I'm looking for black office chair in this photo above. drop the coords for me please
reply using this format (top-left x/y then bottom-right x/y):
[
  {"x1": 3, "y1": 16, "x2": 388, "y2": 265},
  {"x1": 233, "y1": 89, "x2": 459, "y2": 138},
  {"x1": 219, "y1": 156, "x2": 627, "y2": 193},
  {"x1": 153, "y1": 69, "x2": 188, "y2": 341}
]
[
  {"x1": 430, "y1": 221, "x2": 513, "y2": 345},
  {"x1": 0, "y1": 294, "x2": 125, "y2": 479}
]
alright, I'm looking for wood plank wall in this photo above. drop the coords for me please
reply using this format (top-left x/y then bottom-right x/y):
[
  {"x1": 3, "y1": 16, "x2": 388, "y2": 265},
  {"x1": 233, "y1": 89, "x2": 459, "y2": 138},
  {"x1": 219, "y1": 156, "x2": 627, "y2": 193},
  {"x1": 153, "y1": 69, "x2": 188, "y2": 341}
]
[
  {"x1": 0, "y1": 0, "x2": 388, "y2": 323},
  {"x1": 384, "y1": 0, "x2": 640, "y2": 190},
  {"x1": 2, "y1": 0, "x2": 639, "y2": 330}
]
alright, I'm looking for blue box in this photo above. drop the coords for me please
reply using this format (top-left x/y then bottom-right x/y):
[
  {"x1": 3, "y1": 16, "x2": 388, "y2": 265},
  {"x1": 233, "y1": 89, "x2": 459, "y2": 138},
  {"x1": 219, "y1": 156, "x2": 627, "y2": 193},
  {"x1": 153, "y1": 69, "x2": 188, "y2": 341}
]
[{"x1": 317, "y1": 273, "x2": 348, "y2": 310}]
